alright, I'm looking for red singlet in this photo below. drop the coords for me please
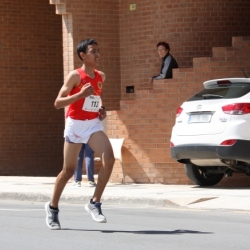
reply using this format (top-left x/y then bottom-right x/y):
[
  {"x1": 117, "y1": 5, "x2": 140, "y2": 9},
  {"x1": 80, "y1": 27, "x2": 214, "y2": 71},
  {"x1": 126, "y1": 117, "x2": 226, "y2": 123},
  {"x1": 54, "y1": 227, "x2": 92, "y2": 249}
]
[{"x1": 66, "y1": 68, "x2": 103, "y2": 120}]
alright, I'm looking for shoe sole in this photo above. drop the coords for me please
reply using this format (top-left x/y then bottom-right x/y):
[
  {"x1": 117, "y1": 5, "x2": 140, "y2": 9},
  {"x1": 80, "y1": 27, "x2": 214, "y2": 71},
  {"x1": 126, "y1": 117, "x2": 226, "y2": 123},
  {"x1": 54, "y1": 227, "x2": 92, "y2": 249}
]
[
  {"x1": 45, "y1": 202, "x2": 61, "y2": 230},
  {"x1": 84, "y1": 204, "x2": 107, "y2": 223}
]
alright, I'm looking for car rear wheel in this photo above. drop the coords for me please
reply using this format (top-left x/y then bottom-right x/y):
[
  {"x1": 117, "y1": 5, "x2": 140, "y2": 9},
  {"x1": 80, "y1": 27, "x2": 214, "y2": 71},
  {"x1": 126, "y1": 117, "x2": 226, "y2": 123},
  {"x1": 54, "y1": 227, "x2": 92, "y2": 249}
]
[{"x1": 184, "y1": 163, "x2": 224, "y2": 186}]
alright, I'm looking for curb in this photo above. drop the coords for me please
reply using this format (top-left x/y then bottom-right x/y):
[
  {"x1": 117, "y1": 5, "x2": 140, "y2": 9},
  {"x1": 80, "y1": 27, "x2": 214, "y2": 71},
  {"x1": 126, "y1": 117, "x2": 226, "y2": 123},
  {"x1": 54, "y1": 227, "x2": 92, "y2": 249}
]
[
  {"x1": 0, "y1": 192, "x2": 180, "y2": 208},
  {"x1": 2, "y1": 192, "x2": 250, "y2": 212}
]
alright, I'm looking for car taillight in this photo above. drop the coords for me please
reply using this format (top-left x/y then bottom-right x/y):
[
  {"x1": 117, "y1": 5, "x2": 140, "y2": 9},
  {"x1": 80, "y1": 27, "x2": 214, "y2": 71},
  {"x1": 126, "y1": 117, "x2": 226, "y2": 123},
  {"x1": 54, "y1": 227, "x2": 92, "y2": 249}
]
[
  {"x1": 222, "y1": 103, "x2": 250, "y2": 115},
  {"x1": 176, "y1": 107, "x2": 183, "y2": 117},
  {"x1": 217, "y1": 80, "x2": 231, "y2": 85},
  {"x1": 220, "y1": 139, "x2": 237, "y2": 146},
  {"x1": 170, "y1": 141, "x2": 174, "y2": 147}
]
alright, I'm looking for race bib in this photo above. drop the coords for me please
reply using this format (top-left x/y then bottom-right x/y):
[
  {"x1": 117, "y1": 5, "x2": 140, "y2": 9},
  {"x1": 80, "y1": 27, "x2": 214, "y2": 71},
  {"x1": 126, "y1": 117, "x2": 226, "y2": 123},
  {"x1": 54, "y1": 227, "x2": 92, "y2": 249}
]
[{"x1": 82, "y1": 95, "x2": 101, "y2": 112}]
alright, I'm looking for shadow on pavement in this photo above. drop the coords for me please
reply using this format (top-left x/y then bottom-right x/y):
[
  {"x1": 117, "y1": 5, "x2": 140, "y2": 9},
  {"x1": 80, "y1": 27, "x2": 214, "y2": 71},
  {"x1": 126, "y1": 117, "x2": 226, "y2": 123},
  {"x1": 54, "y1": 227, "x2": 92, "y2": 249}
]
[{"x1": 62, "y1": 228, "x2": 213, "y2": 235}]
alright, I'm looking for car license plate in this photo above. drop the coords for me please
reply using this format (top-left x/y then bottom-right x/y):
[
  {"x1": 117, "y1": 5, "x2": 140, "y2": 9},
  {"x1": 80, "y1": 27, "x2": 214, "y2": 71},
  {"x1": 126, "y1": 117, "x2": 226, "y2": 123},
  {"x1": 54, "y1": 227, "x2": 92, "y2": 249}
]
[{"x1": 188, "y1": 113, "x2": 212, "y2": 123}]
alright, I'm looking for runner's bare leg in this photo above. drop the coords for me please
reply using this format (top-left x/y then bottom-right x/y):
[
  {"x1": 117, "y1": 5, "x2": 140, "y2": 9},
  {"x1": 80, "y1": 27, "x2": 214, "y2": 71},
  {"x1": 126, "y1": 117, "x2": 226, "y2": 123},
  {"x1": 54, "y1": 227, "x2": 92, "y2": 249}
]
[
  {"x1": 51, "y1": 142, "x2": 82, "y2": 207},
  {"x1": 88, "y1": 131, "x2": 115, "y2": 202}
]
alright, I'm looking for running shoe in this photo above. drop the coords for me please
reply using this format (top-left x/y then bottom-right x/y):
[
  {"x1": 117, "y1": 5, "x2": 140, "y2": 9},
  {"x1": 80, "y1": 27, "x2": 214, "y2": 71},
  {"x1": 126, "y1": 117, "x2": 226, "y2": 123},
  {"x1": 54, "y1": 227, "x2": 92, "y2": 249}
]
[
  {"x1": 45, "y1": 202, "x2": 61, "y2": 230},
  {"x1": 85, "y1": 200, "x2": 107, "y2": 223}
]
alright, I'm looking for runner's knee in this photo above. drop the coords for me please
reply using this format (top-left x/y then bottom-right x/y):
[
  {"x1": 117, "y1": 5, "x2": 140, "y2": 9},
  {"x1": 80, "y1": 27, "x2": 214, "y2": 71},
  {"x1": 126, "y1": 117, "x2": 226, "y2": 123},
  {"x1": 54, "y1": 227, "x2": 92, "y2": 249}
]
[
  {"x1": 103, "y1": 155, "x2": 115, "y2": 168},
  {"x1": 61, "y1": 167, "x2": 75, "y2": 179}
]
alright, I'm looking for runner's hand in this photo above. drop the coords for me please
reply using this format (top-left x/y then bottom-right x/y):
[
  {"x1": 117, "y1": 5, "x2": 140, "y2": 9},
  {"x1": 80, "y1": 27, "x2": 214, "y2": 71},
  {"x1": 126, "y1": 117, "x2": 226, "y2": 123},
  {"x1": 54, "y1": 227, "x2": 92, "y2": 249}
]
[
  {"x1": 99, "y1": 107, "x2": 106, "y2": 121},
  {"x1": 78, "y1": 83, "x2": 94, "y2": 98}
]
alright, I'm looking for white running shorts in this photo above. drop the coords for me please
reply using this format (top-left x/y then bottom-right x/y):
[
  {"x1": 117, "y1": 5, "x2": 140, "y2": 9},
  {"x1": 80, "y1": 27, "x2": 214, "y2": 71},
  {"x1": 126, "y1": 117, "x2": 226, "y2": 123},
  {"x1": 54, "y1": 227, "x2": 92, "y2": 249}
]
[{"x1": 64, "y1": 117, "x2": 103, "y2": 143}]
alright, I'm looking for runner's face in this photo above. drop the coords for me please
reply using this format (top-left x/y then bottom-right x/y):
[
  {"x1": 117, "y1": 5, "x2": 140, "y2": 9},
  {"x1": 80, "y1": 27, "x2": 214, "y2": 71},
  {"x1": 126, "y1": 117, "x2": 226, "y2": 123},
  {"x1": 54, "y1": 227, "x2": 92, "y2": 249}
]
[{"x1": 84, "y1": 44, "x2": 100, "y2": 67}]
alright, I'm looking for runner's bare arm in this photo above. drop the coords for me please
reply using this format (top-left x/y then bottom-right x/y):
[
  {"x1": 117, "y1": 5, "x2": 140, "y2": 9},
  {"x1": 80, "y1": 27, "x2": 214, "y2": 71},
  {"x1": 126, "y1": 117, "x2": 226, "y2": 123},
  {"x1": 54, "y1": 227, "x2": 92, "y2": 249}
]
[
  {"x1": 98, "y1": 70, "x2": 106, "y2": 120},
  {"x1": 99, "y1": 71, "x2": 106, "y2": 83},
  {"x1": 54, "y1": 70, "x2": 94, "y2": 109},
  {"x1": 98, "y1": 70, "x2": 106, "y2": 104}
]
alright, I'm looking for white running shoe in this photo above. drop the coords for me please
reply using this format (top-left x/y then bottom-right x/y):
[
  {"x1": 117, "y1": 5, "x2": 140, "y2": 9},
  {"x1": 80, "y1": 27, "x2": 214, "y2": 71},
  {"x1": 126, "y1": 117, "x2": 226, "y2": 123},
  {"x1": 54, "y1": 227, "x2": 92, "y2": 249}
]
[
  {"x1": 85, "y1": 200, "x2": 107, "y2": 223},
  {"x1": 45, "y1": 202, "x2": 61, "y2": 230}
]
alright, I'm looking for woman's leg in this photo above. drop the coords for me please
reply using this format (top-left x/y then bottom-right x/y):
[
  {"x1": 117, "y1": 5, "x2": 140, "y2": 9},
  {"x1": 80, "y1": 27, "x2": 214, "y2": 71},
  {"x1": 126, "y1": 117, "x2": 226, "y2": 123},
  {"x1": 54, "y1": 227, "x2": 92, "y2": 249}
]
[
  {"x1": 85, "y1": 144, "x2": 95, "y2": 182},
  {"x1": 74, "y1": 144, "x2": 85, "y2": 182}
]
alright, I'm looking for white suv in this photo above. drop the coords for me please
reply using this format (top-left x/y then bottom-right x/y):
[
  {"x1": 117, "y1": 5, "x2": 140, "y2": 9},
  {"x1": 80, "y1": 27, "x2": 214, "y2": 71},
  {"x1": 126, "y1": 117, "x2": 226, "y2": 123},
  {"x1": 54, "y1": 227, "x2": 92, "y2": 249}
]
[{"x1": 170, "y1": 78, "x2": 250, "y2": 186}]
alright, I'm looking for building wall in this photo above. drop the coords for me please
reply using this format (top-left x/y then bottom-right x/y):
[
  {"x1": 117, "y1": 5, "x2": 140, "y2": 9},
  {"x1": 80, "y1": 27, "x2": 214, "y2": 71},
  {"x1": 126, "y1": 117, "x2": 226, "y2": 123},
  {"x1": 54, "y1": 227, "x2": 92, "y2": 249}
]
[
  {"x1": 52, "y1": 0, "x2": 121, "y2": 110},
  {"x1": 1, "y1": 0, "x2": 250, "y2": 187},
  {"x1": 0, "y1": 0, "x2": 64, "y2": 175},
  {"x1": 119, "y1": 0, "x2": 250, "y2": 96},
  {"x1": 108, "y1": 36, "x2": 250, "y2": 186}
]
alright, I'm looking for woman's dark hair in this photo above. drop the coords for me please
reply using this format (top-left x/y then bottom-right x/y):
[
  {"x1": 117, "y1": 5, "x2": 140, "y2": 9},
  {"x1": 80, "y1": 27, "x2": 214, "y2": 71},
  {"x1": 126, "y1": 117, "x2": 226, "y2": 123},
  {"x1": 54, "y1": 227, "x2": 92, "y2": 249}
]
[
  {"x1": 156, "y1": 41, "x2": 170, "y2": 51},
  {"x1": 77, "y1": 39, "x2": 98, "y2": 61}
]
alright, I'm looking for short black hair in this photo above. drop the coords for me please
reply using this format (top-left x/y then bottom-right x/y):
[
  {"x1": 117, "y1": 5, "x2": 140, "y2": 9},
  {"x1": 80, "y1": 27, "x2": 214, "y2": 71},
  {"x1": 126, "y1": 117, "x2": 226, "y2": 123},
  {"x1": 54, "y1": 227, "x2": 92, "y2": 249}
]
[
  {"x1": 156, "y1": 41, "x2": 170, "y2": 51},
  {"x1": 77, "y1": 39, "x2": 98, "y2": 61}
]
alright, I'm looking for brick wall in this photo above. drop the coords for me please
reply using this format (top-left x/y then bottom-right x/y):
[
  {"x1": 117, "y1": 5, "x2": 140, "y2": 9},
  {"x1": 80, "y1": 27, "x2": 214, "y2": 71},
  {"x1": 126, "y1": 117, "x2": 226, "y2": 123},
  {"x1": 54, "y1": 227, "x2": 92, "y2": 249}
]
[
  {"x1": 52, "y1": 0, "x2": 121, "y2": 111},
  {"x1": 108, "y1": 37, "x2": 250, "y2": 186},
  {"x1": 0, "y1": 0, "x2": 64, "y2": 176},
  {"x1": 1, "y1": 0, "x2": 250, "y2": 187},
  {"x1": 119, "y1": 0, "x2": 250, "y2": 97}
]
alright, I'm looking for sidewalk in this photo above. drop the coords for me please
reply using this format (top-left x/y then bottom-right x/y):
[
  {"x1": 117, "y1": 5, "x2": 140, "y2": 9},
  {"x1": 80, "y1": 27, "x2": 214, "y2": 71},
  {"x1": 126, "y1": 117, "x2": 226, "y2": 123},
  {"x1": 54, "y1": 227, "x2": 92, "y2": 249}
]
[{"x1": 1, "y1": 176, "x2": 250, "y2": 211}]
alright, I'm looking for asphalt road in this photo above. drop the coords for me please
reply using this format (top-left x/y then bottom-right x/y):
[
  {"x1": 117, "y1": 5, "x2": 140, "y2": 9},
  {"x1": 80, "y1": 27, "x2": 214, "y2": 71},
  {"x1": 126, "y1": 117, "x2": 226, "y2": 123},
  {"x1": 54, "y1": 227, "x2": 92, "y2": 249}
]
[{"x1": 1, "y1": 200, "x2": 250, "y2": 250}]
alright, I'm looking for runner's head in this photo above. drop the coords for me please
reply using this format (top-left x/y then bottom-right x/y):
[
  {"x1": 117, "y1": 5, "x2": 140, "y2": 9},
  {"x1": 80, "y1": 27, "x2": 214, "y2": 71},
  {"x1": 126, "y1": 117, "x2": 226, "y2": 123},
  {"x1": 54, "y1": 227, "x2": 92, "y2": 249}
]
[{"x1": 77, "y1": 39, "x2": 98, "y2": 61}]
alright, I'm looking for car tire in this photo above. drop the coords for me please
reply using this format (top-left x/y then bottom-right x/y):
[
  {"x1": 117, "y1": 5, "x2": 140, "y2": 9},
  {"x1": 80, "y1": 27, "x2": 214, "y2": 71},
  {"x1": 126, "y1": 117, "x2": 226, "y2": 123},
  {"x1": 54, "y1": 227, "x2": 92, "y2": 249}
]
[{"x1": 184, "y1": 164, "x2": 224, "y2": 186}]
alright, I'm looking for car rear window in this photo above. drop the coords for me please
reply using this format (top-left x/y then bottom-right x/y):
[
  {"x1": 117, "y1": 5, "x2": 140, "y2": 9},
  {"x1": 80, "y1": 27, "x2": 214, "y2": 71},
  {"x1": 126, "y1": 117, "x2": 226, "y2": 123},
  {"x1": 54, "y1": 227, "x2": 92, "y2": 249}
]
[{"x1": 188, "y1": 82, "x2": 250, "y2": 101}]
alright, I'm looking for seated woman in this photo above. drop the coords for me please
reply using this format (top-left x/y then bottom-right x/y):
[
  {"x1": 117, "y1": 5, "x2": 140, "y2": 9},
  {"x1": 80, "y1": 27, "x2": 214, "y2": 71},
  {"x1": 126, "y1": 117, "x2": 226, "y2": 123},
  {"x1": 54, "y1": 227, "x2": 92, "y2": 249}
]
[{"x1": 149, "y1": 41, "x2": 178, "y2": 83}]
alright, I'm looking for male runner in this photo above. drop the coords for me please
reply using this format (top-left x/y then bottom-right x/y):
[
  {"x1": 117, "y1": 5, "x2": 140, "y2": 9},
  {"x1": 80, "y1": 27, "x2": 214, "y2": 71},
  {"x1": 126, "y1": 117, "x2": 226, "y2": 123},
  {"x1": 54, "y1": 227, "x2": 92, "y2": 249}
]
[{"x1": 45, "y1": 39, "x2": 115, "y2": 230}]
